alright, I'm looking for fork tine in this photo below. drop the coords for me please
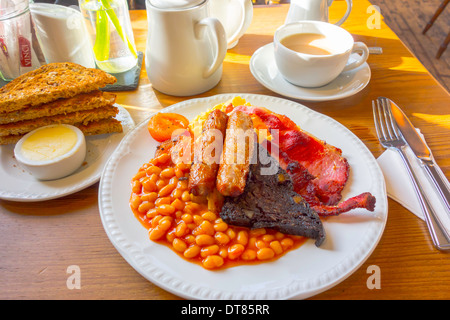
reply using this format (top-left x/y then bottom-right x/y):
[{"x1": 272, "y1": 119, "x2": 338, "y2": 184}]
[
  {"x1": 379, "y1": 97, "x2": 395, "y2": 140},
  {"x1": 374, "y1": 98, "x2": 388, "y2": 141},
  {"x1": 383, "y1": 98, "x2": 402, "y2": 140},
  {"x1": 372, "y1": 100, "x2": 382, "y2": 141}
]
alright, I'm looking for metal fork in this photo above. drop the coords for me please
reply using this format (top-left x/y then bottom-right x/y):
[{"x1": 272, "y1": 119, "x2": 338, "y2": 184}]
[{"x1": 373, "y1": 97, "x2": 450, "y2": 251}]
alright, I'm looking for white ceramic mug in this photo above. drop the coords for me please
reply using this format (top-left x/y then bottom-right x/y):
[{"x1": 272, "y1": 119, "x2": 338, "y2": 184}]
[
  {"x1": 145, "y1": 0, "x2": 227, "y2": 96},
  {"x1": 274, "y1": 21, "x2": 369, "y2": 88},
  {"x1": 285, "y1": 0, "x2": 352, "y2": 26},
  {"x1": 209, "y1": 0, "x2": 253, "y2": 49}
]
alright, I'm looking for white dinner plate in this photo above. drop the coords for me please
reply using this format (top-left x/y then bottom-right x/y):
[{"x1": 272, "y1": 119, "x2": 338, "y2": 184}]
[
  {"x1": 0, "y1": 106, "x2": 135, "y2": 202},
  {"x1": 250, "y1": 43, "x2": 371, "y2": 101},
  {"x1": 98, "y1": 94, "x2": 387, "y2": 300}
]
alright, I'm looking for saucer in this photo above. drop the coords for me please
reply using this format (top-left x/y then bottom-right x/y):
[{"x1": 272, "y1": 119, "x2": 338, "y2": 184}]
[{"x1": 250, "y1": 43, "x2": 371, "y2": 101}]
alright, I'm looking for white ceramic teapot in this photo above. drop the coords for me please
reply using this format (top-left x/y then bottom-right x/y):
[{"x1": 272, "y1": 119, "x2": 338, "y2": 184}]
[
  {"x1": 145, "y1": 0, "x2": 227, "y2": 96},
  {"x1": 285, "y1": 0, "x2": 352, "y2": 26}
]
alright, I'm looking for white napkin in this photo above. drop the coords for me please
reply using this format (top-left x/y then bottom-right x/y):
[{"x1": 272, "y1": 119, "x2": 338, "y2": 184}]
[{"x1": 377, "y1": 129, "x2": 450, "y2": 235}]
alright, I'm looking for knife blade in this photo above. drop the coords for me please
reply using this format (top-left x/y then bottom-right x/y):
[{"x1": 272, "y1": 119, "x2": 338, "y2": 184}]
[{"x1": 389, "y1": 99, "x2": 450, "y2": 213}]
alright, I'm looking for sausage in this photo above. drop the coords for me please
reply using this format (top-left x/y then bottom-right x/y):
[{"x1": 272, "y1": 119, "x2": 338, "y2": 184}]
[
  {"x1": 188, "y1": 109, "x2": 228, "y2": 196},
  {"x1": 216, "y1": 110, "x2": 255, "y2": 197}
]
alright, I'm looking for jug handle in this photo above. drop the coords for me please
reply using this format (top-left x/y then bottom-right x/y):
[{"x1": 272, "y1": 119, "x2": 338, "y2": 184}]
[
  {"x1": 195, "y1": 17, "x2": 227, "y2": 79},
  {"x1": 331, "y1": 0, "x2": 352, "y2": 26},
  {"x1": 226, "y1": 0, "x2": 252, "y2": 49}
]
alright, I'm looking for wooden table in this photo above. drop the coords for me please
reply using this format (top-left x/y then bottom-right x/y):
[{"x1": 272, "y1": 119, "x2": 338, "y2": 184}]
[{"x1": 1, "y1": 1, "x2": 449, "y2": 300}]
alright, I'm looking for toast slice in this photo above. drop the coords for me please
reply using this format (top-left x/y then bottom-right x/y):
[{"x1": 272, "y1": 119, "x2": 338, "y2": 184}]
[
  {"x1": 0, "y1": 62, "x2": 116, "y2": 114},
  {"x1": 0, "y1": 91, "x2": 116, "y2": 124},
  {"x1": 0, "y1": 106, "x2": 120, "y2": 137}
]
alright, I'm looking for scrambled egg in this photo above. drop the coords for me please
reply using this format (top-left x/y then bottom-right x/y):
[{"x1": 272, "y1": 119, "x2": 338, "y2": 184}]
[{"x1": 188, "y1": 96, "x2": 250, "y2": 138}]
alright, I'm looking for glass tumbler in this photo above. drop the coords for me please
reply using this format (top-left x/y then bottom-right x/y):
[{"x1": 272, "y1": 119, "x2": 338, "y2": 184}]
[
  {"x1": 0, "y1": 0, "x2": 45, "y2": 81},
  {"x1": 79, "y1": 0, "x2": 138, "y2": 74}
]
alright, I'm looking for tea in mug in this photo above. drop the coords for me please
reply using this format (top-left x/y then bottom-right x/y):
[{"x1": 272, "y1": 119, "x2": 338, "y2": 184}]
[{"x1": 280, "y1": 33, "x2": 333, "y2": 55}]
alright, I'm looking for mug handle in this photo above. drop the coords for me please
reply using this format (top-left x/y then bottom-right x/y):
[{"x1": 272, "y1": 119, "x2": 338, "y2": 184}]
[
  {"x1": 195, "y1": 17, "x2": 227, "y2": 78},
  {"x1": 330, "y1": 0, "x2": 352, "y2": 26},
  {"x1": 226, "y1": 0, "x2": 253, "y2": 49},
  {"x1": 342, "y1": 41, "x2": 369, "y2": 72}
]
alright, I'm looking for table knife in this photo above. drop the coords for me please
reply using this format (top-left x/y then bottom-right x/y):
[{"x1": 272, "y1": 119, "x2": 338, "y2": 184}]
[{"x1": 390, "y1": 99, "x2": 450, "y2": 214}]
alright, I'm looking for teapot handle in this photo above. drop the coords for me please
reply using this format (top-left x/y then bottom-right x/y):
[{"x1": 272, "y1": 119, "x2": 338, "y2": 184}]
[
  {"x1": 195, "y1": 17, "x2": 227, "y2": 78},
  {"x1": 331, "y1": 0, "x2": 352, "y2": 26},
  {"x1": 226, "y1": 0, "x2": 253, "y2": 49}
]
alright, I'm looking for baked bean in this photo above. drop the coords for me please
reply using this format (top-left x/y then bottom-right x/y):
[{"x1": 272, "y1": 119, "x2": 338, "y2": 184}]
[
  {"x1": 236, "y1": 230, "x2": 249, "y2": 246},
  {"x1": 148, "y1": 173, "x2": 159, "y2": 184},
  {"x1": 158, "y1": 216, "x2": 173, "y2": 231},
  {"x1": 160, "y1": 167, "x2": 175, "y2": 179},
  {"x1": 158, "y1": 183, "x2": 176, "y2": 197},
  {"x1": 172, "y1": 188, "x2": 183, "y2": 199},
  {"x1": 214, "y1": 221, "x2": 228, "y2": 232},
  {"x1": 130, "y1": 194, "x2": 141, "y2": 209},
  {"x1": 195, "y1": 234, "x2": 215, "y2": 246},
  {"x1": 201, "y1": 211, "x2": 217, "y2": 221},
  {"x1": 270, "y1": 240, "x2": 283, "y2": 255},
  {"x1": 146, "y1": 165, "x2": 161, "y2": 176},
  {"x1": 173, "y1": 238, "x2": 187, "y2": 252},
  {"x1": 257, "y1": 248, "x2": 275, "y2": 260},
  {"x1": 138, "y1": 201, "x2": 154, "y2": 214},
  {"x1": 154, "y1": 153, "x2": 170, "y2": 165},
  {"x1": 133, "y1": 171, "x2": 146, "y2": 181},
  {"x1": 184, "y1": 245, "x2": 201, "y2": 258},
  {"x1": 250, "y1": 228, "x2": 266, "y2": 237},
  {"x1": 214, "y1": 232, "x2": 230, "y2": 245},
  {"x1": 155, "y1": 196, "x2": 171, "y2": 206},
  {"x1": 192, "y1": 214, "x2": 203, "y2": 225},
  {"x1": 141, "y1": 192, "x2": 158, "y2": 203},
  {"x1": 226, "y1": 228, "x2": 236, "y2": 240},
  {"x1": 149, "y1": 226, "x2": 165, "y2": 240},
  {"x1": 241, "y1": 249, "x2": 257, "y2": 261},
  {"x1": 255, "y1": 240, "x2": 267, "y2": 249},
  {"x1": 262, "y1": 234, "x2": 275, "y2": 242},
  {"x1": 201, "y1": 245, "x2": 219, "y2": 258},
  {"x1": 131, "y1": 180, "x2": 141, "y2": 194},
  {"x1": 156, "y1": 179, "x2": 168, "y2": 190},
  {"x1": 171, "y1": 199, "x2": 185, "y2": 211},
  {"x1": 184, "y1": 234, "x2": 196, "y2": 244},
  {"x1": 181, "y1": 213, "x2": 193, "y2": 224},
  {"x1": 142, "y1": 178, "x2": 157, "y2": 193},
  {"x1": 181, "y1": 190, "x2": 191, "y2": 202},
  {"x1": 202, "y1": 255, "x2": 224, "y2": 269},
  {"x1": 156, "y1": 204, "x2": 176, "y2": 215},
  {"x1": 198, "y1": 220, "x2": 215, "y2": 236},
  {"x1": 228, "y1": 244, "x2": 244, "y2": 260},
  {"x1": 281, "y1": 238, "x2": 294, "y2": 250},
  {"x1": 175, "y1": 167, "x2": 184, "y2": 178},
  {"x1": 175, "y1": 221, "x2": 188, "y2": 237},
  {"x1": 151, "y1": 215, "x2": 163, "y2": 228},
  {"x1": 166, "y1": 231, "x2": 176, "y2": 243},
  {"x1": 146, "y1": 208, "x2": 158, "y2": 219}
]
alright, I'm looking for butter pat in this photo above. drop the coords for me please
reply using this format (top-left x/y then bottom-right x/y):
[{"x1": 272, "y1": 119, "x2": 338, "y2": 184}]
[
  {"x1": 21, "y1": 126, "x2": 78, "y2": 161},
  {"x1": 14, "y1": 124, "x2": 86, "y2": 180}
]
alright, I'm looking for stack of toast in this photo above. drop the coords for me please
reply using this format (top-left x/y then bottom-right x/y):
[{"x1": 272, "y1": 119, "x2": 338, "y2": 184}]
[{"x1": 0, "y1": 62, "x2": 123, "y2": 145}]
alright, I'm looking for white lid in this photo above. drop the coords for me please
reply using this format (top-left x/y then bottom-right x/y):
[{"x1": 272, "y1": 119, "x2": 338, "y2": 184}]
[{"x1": 149, "y1": 0, "x2": 204, "y2": 10}]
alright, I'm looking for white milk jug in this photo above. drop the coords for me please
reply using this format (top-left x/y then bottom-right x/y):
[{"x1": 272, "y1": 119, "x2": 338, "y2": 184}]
[
  {"x1": 209, "y1": 0, "x2": 253, "y2": 49},
  {"x1": 145, "y1": 0, "x2": 227, "y2": 96},
  {"x1": 285, "y1": 0, "x2": 352, "y2": 26}
]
